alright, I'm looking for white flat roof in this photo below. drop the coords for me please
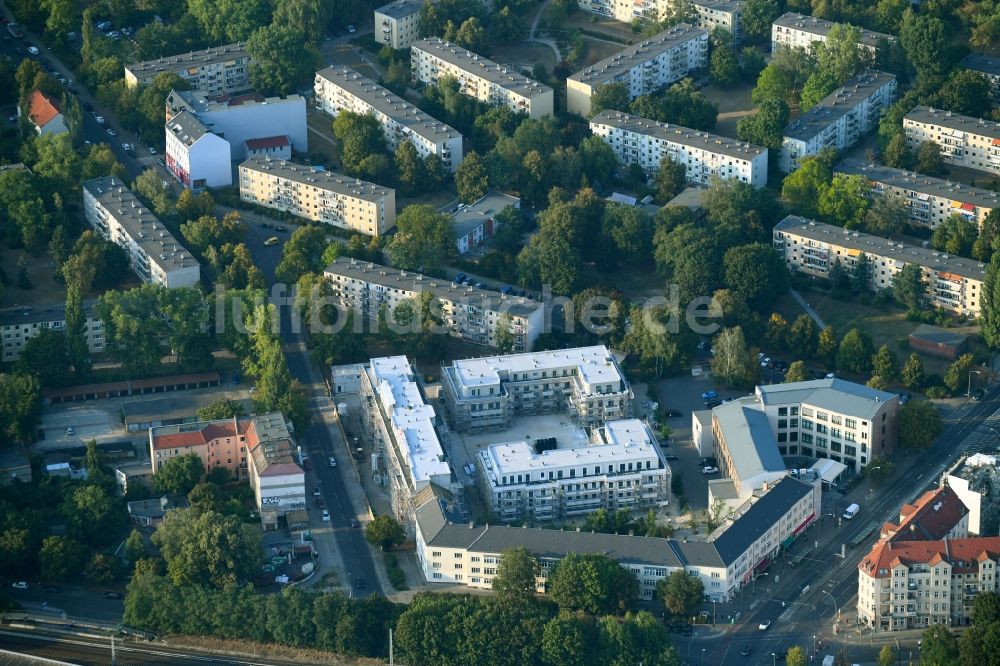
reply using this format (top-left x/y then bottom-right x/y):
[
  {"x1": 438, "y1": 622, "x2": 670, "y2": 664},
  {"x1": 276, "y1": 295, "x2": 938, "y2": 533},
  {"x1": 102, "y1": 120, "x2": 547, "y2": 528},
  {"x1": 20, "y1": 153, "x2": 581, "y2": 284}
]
[
  {"x1": 451, "y1": 345, "x2": 625, "y2": 390},
  {"x1": 482, "y1": 419, "x2": 657, "y2": 476},
  {"x1": 370, "y1": 356, "x2": 450, "y2": 483}
]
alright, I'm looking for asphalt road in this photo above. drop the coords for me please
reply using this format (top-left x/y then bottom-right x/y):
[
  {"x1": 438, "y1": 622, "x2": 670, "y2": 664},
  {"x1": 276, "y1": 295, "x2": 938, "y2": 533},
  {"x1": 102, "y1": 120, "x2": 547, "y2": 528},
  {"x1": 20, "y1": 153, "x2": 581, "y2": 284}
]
[{"x1": 4, "y1": 586, "x2": 124, "y2": 623}]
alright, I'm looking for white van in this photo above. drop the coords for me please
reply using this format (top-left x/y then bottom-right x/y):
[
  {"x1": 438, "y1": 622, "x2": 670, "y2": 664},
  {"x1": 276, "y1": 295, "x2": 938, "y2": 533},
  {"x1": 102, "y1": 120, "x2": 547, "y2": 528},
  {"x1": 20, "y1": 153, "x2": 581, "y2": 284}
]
[{"x1": 843, "y1": 503, "x2": 860, "y2": 520}]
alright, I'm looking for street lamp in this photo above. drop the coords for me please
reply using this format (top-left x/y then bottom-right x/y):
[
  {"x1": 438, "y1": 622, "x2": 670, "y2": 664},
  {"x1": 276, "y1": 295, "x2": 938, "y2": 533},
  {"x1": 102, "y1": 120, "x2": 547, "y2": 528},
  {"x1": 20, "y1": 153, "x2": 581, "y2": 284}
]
[
  {"x1": 969, "y1": 369, "x2": 984, "y2": 397},
  {"x1": 813, "y1": 634, "x2": 816, "y2": 656},
  {"x1": 701, "y1": 648, "x2": 706, "y2": 665},
  {"x1": 772, "y1": 652, "x2": 776, "y2": 666}
]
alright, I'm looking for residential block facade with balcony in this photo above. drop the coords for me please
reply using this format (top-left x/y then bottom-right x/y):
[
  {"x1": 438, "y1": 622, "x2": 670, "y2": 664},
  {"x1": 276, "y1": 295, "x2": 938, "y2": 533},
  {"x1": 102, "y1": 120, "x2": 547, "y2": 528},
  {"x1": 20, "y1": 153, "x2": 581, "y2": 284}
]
[
  {"x1": 780, "y1": 70, "x2": 896, "y2": 172},
  {"x1": 411, "y1": 39, "x2": 554, "y2": 119},
  {"x1": 771, "y1": 12, "x2": 896, "y2": 55},
  {"x1": 903, "y1": 106, "x2": 1000, "y2": 178},
  {"x1": 374, "y1": 0, "x2": 424, "y2": 49},
  {"x1": 324, "y1": 257, "x2": 545, "y2": 351},
  {"x1": 1, "y1": 301, "x2": 103, "y2": 363},
  {"x1": 578, "y1": 0, "x2": 743, "y2": 43},
  {"x1": 125, "y1": 42, "x2": 250, "y2": 94},
  {"x1": 590, "y1": 109, "x2": 768, "y2": 187},
  {"x1": 835, "y1": 159, "x2": 1000, "y2": 230},
  {"x1": 239, "y1": 156, "x2": 396, "y2": 237},
  {"x1": 314, "y1": 65, "x2": 464, "y2": 173},
  {"x1": 478, "y1": 419, "x2": 669, "y2": 523},
  {"x1": 82, "y1": 177, "x2": 201, "y2": 289},
  {"x1": 773, "y1": 215, "x2": 986, "y2": 317},
  {"x1": 566, "y1": 24, "x2": 708, "y2": 117},
  {"x1": 439, "y1": 345, "x2": 634, "y2": 432}
]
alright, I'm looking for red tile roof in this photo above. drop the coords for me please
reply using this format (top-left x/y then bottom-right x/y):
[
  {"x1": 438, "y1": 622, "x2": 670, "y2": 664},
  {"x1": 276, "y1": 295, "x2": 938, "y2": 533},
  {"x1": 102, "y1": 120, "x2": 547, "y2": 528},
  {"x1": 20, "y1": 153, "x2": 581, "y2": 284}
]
[
  {"x1": 881, "y1": 486, "x2": 968, "y2": 542},
  {"x1": 245, "y1": 135, "x2": 290, "y2": 150},
  {"x1": 860, "y1": 536, "x2": 1000, "y2": 577},
  {"x1": 152, "y1": 419, "x2": 251, "y2": 451},
  {"x1": 27, "y1": 90, "x2": 61, "y2": 128}
]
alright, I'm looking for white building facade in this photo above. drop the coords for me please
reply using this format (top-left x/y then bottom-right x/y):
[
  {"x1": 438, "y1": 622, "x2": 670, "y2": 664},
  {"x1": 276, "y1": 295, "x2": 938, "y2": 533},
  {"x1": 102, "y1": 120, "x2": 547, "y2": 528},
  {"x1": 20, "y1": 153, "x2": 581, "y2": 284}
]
[
  {"x1": 1, "y1": 301, "x2": 104, "y2": 363},
  {"x1": 411, "y1": 39, "x2": 555, "y2": 119},
  {"x1": 773, "y1": 215, "x2": 986, "y2": 317},
  {"x1": 439, "y1": 345, "x2": 634, "y2": 432},
  {"x1": 164, "y1": 111, "x2": 232, "y2": 189},
  {"x1": 771, "y1": 12, "x2": 896, "y2": 55},
  {"x1": 566, "y1": 24, "x2": 708, "y2": 117},
  {"x1": 478, "y1": 419, "x2": 669, "y2": 522},
  {"x1": 579, "y1": 0, "x2": 743, "y2": 43},
  {"x1": 324, "y1": 257, "x2": 545, "y2": 352},
  {"x1": 780, "y1": 70, "x2": 896, "y2": 172},
  {"x1": 835, "y1": 158, "x2": 1000, "y2": 230},
  {"x1": 375, "y1": 0, "x2": 424, "y2": 49},
  {"x1": 590, "y1": 109, "x2": 768, "y2": 187},
  {"x1": 314, "y1": 65, "x2": 464, "y2": 172},
  {"x1": 82, "y1": 177, "x2": 201, "y2": 288},
  {"x1": 903, "y1": 106, "x2": 1000, "y2": 178},
  {"x1": 239, "y1": 156, "x2": 396, "y2": 236},
  {"x1": 125, "y1": 42, "x2": 251, "y2": 94}
]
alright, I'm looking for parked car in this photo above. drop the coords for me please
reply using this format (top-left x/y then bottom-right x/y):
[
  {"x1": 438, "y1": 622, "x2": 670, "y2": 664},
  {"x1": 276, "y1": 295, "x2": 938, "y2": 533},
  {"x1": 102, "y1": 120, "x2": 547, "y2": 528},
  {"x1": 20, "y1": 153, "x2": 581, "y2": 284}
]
[
  {"x1": 65, "y1": 426, "x2": 75, "y2": 436},
  {"x1": 316, "y1": 497, "x2": 325, "y2": 509},
  {"x1": 106, "y1": 127, "x2": 117, "y2": 136},
  {"x1": 328, "y1": 456, "x2": 337, "y2": 468},
  {"x1": 741, "y1": 644, "x2": 752, "y2": 656},
  {"x1": 94, "y1": 115, "x2": 105, "y2": 124},
  {"x1": 321, "y1": 510, "x2": 330, "y2": 522},
  {"x1": 702, "y1": 466, "x2": 719, "y2": 475},
  {"x1": 701, "y1": 390, "x2": 717, "y2": 401},
  {"x1": 103, "y1": 592, "x2": 124, "y2": 599},
  {"x1": 156, "y1": 158, "x2": 165, "y2": 168},
  {"x1": 121, "y1": 142, "x2": 132, "y2": 151},
  {"x1": 146, "y1": 145, "x2": 157, "y2": 154},
  {"x1": 758, "y1": 619, "x2": 772, "y2": 631},
  {"x1": 11, "y1": 582, "x2": 27, "y2": 589},
  {"x1": 264, "y1": 236, "x2": 279, "y2": 246},
  {"x1": 313, "y1": 486, "x2": 321, "y2": 497},
  {"x1": 664, "y1": 454, "x2": 679, "y2": 461},
  {"x1": 705, "y1": 399, "x2": 722, "y2": 409},
  {"x1": 760, "y1": 357, "x2": 771, "y2": 368},
  {"x1": 350, "y1": 518, "x2": 360, "y2": 528},
  {"x1": 346, "y1": 24, "x2": 356, "y2": 33}
]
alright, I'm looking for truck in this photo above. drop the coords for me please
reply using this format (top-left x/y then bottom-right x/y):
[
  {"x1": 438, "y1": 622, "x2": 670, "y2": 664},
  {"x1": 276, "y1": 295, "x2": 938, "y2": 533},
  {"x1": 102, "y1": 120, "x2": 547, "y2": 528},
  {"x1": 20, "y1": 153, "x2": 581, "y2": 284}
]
[{"x1": 842, "y1": 503, "x2": 860, "y2": 520}]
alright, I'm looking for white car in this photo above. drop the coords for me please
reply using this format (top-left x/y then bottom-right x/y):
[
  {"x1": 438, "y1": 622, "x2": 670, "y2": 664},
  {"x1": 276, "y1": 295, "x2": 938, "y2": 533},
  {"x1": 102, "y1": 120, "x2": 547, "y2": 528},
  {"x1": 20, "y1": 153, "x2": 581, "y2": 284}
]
[
  {"x1": 106, "y1": 127, "x2": 117, "y2": 136},
  {"x1": 313, "y1": 486, "x2": 321, "y2": 497},
  {"x1": 94, "y1": 115, "x2": 105, "y2": 124},
  {"x1": 11, "y1": 581, "x2": 28, "y2": 589},
  {"x1": 65, "y1": 427, "x2": 75, "y2": 436},
  {"x1": 121, "y1": 142, "x2": 132, "y2": 151},
  {"x1": 328, "y1": 456, "x2": 337, "y2": 468},
  {"x1": 147, "y1": 145, "x2": 157, "y2": 154},
  {"x1": 702, "y1": 466, "x2": 719, "y2": 475},
  {"x1": 758, "y1": 620, "x2": 772, "y2": 631},
  {"x1": 760, "y1": 357, "x2": 771, "y2": 367},
  {"x1": 321, "y1": 510, "x2": 330, "y2": 522},
  {"x1": 347, "y1": 24, "x2": 356, "y2": 33}
]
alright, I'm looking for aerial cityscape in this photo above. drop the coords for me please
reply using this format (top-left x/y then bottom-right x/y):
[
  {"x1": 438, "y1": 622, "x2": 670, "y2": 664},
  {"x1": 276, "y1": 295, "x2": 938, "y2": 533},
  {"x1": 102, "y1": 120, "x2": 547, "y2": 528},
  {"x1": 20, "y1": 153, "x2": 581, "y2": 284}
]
[{"x1": 1, "y1": 0, "x2": 1000, "y2": 664}]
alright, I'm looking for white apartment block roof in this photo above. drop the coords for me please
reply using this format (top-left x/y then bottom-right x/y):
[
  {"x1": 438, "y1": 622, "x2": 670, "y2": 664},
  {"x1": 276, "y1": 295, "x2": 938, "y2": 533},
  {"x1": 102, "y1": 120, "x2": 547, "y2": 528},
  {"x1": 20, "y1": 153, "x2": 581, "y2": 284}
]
[
  {"x1": 315, "y1": 65, "x2": 461, "y2": 146},
  {"x1": 591, "y1": 109, "x2": 766, "y2": 160},
  {"x1": 240, "y1": 155, "x2": 393, "y2": 203},
  {"x1": 166, "y1": 89, "x2": 303, "y2": 116},
  {"x1": 757, "y1": 377, "x2": 898, "y2": 420},
  {"x1": 376, "y1": 0, "x2": 424, "y2": 19},
  {"x1": 450, "y1": 192, "x2": 520, "y2": 237},
  {"x1": 83, "y1": 177, "x2": 200, "y2": 274},
  {"x1": 370, "y1": 356, "x2": 450, "y2": 484},
  {"x1": 166, "y1": 110, "x2": 210, "y2": 147},
  {"x1": 783, "y1": 70, "x2": 895, "y2": 142},
  {"x1": 324, "y1": 256, "x2": 543, "y2": 319},
  {"x1": 568, "y1": 23, "x2": 708, "y2": 88},
  {"x1": 904, "y1": 106, "x2": 1000, "y2": 141},
  {"x1": 482, "y1": 419, "x2": 657, "y2": 477},
  {"x1": 774, "y1": 214, "x2": 987, "y2": 283},
  {"x1": 449, "y1": 345, "x2": 626, "y2": 390},
  {"x1": 126, "y1": 42, "x2": 248, "y2": 79},
  {"x1": 961, "y1": 53, "x2": 1000, "y2": 77},
  {"x1": 412, "y1": 39, "x2": 553, "y2": 100},
  {"x1": 773, "y1": 12, "x2": 896, "y2": 48},
  {"x1": 836, "y1": 158, "x2": 1000, "y2": 210}
]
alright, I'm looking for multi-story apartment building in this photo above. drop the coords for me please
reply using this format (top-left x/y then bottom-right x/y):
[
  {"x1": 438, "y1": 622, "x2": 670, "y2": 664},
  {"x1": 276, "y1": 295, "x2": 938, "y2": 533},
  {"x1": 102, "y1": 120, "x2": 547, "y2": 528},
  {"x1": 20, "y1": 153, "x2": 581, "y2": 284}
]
[
  {"x1": 164, "y1": 110, "x2": 232, "y2": 189},
  {"x1": 771, "y1": 12, "x2": 896, "y2": 55},
  {"x1": 82, "y1": 177, "x2": 201, "y2": 288},
  {"x1": 959, "y1": 53, "x2": 1000, "y2": 104},
  {"x1": 412, "y1": 39, "x2": 554, "y2": 119},
  {"x1": 150, "y1": 412, "x2": 291, "y2": 481},
  {"x1": 835, "y1": 159, "x2": 1000, "y2": 230},
  {"x1": 881, "y1": 486, "x2": 969, "y2": 543},
  {"x1": 566, "y1": 24, "x2": 708, "y2": 117},
  {"x1": 903, "y1": 106, "x2": 1000, "y2": 178},
  {"x1": 478, "y1": 419, "x2": 669, "y2": 522},
  {"x1": 773, "y1": 215, "x2": 987, "y2": 317},
  {"x1": 164, "y1": 89, "x2": 307, "y2": 161},
  {"x1": 590, "y1": 109, "x2": 768, "y2": 187},
  {"x1": 314, "y1": 65, "x2": 463, "y2": 172},
  {"x1": 125, "y1": 42, "x2": 251, "y2": 94},
  {"x1": 780, "y1": 70, "x2": 896, "y2": 172},
  {"x1": 239, "y1": 156, "x2": 396, "y2": 236},
  {"x1": 246, "y1": 413, "x2": 306, "y2": 530},
  {"x1": 375, "y1": 0, "x2": 424, "y2": 49},
  {"x1": 360, "y1": 356, "x2": 456, "y2": 534},
  {"x1": 323, "y1": 257, "x2": 545, "y2": 351},
  {"x1": 858, "y1": 536, "x2": 1000, "y2": 631},
  {"x1": 1, "y1": 300, "x2": 103, "y2": 363},
  {"x1": 579, "y1": 0, "x2": 743, "y2": 43},
  {"x1": 439, "y1": 345, "x2": 634, "y2": 432},
  {"x1": 416, "y1": 475, "x2": 817, "y2": 601}
]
